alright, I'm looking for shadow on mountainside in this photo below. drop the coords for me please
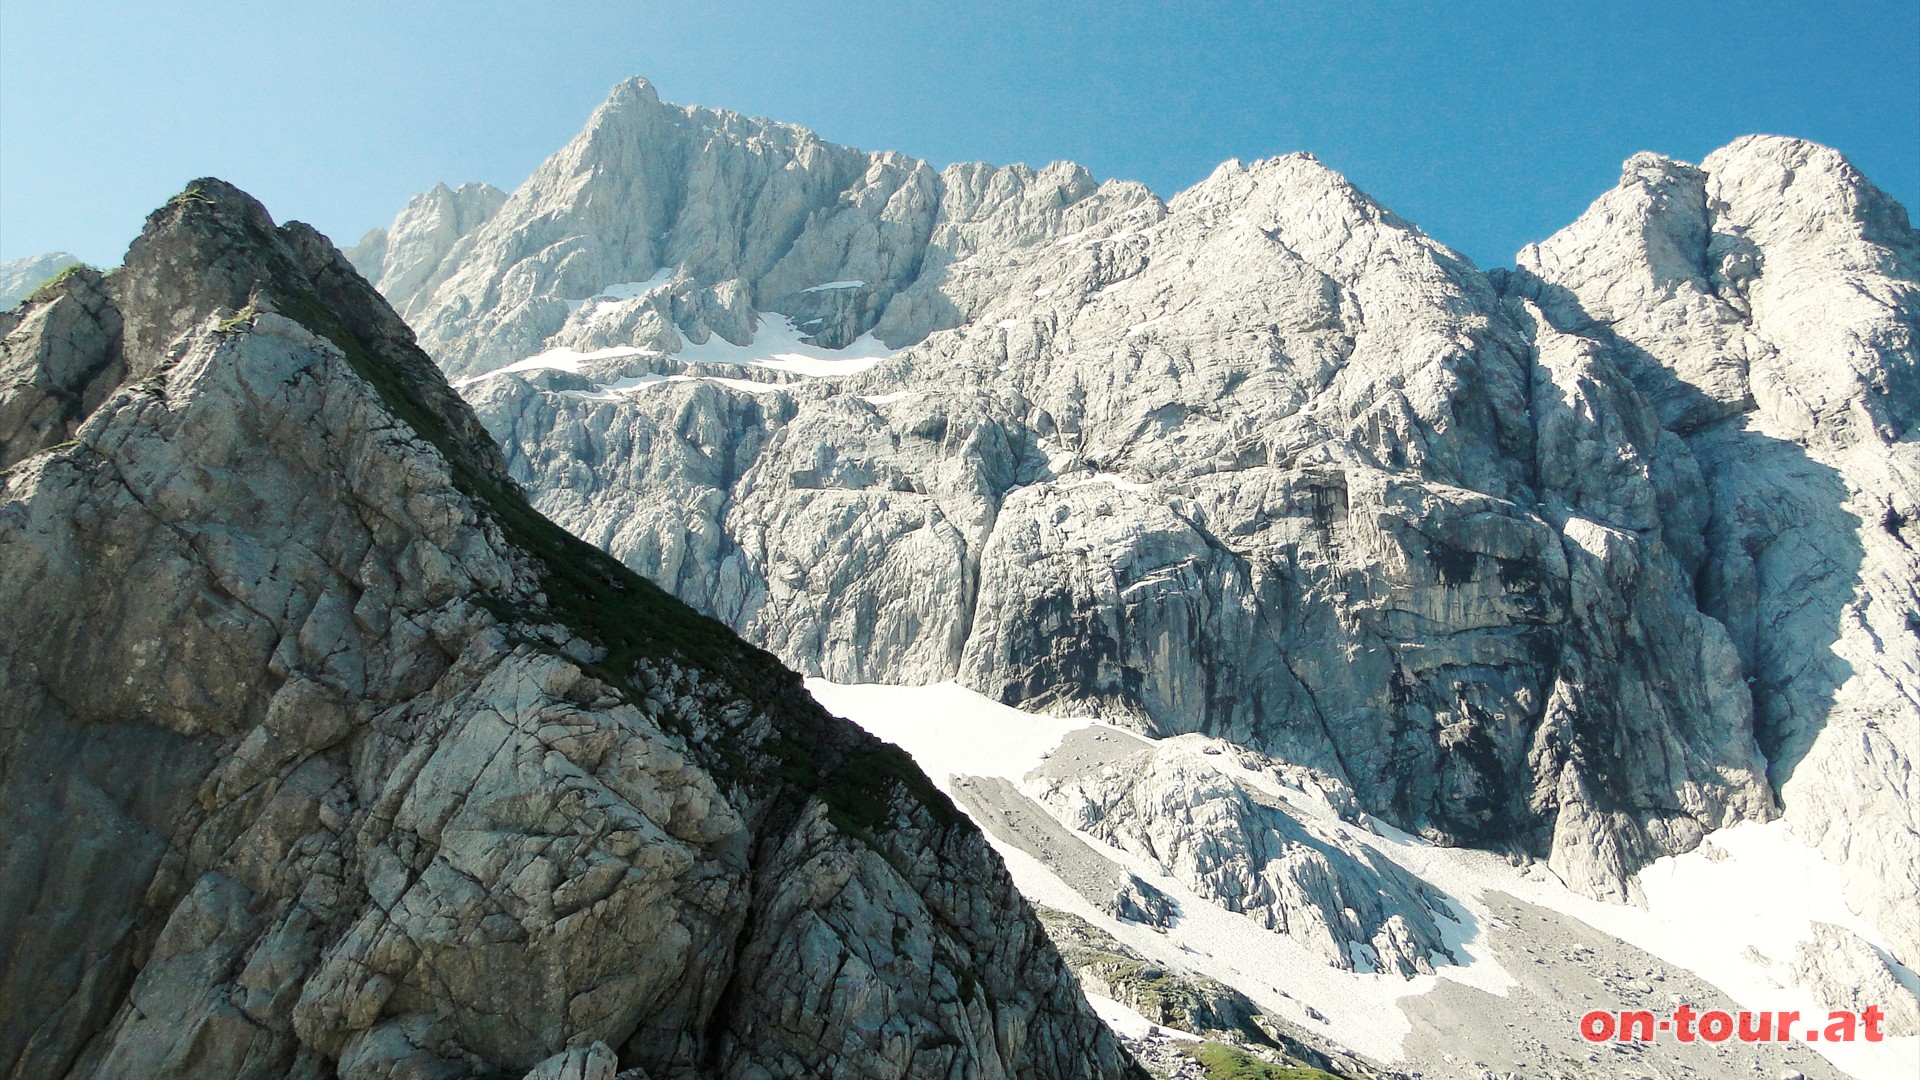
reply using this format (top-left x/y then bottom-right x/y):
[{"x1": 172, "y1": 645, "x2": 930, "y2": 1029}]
[{"x1": 1500, "y1": 268, "x2": 1864, "y2": 797}]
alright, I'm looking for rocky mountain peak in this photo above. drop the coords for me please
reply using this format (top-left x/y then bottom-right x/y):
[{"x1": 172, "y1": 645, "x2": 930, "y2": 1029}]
[
  {"x1": 0, "y1": 177, "x2": 1139, "y2": 1080},
  {"x1": 392, "y1": 86, "x2": 1917, "y2": 996},
  {"x1": 1520, "y1": 134, "x2": 1918, "y2": 448},
  {"x1": 606, "y1": 73, "x2": 663, "y2": 109},
  {"x1": 345, "y1": 180, "x2": 509, "y2": 320}
]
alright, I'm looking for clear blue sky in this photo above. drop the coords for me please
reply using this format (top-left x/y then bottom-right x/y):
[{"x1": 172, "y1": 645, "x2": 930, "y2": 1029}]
[{"x1": 3, "y1": 1, "x2": 1916, "y2": 269}]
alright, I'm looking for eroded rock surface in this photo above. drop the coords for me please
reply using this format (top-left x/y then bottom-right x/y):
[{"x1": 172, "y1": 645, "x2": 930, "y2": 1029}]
[
  {"x1": 1787, "y1": 923, "x2": 1920, "y2": 1037},
  {"x1": 0, "y1": 180, "x2": 1137, "y2": 1080},
  {"x1": 368, "y1": 80, "x2": 1916, "y2": 978},
  {"x1": 1028, "y1": 730, "x2": 1455, "y2": 977}
]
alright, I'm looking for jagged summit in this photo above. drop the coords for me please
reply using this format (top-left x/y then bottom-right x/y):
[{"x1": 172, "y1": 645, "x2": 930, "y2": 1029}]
[
  {"x1": 349, "y1": 78, "x2": 1160, "y2": 376},
  {"x1": 344, "y1": 180, "x2": 507, "y2": 320},
  {"x1": 351, "y1": 79, "x2": 1918, "y2": 1022},
  {"x1": 0, "y1": 178, "x2": 1138, "y2": 1080}
]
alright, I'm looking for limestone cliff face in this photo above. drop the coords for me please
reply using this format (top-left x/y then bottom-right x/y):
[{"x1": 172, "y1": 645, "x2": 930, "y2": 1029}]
[
  {"x1": 393, "y1": 77, "x2": 1157, "y2": 379},
  {"x1": 0, "y1": 181, "x2": 1138, "y2": 1080},
  {"x1": 345, "y1": 182, "x2": 508, "y2": 322},
  {"x1": 1508, "y1": 136, "x2": 1920, "y2": 982},
  {"x1": 370, "y1": 81, "x2": 1919, "y2": 979}
]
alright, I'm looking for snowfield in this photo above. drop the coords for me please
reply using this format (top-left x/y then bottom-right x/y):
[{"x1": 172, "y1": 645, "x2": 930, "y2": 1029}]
[
  {"x1": 809, "y1": 679, "x2": 1919, "y2": 1080},
  {"x1": 454, "y1": 311, "x2": 895, "y2": 400}
]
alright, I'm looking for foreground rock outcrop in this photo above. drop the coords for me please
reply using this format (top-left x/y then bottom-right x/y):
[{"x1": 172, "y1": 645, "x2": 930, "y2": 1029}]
[
  {"x1": 0, "y1": 181, "x2": 1138, "y2": 1080},
  {"x1": 364, "y1": 79, "x2": 1915, "y2": 974},
  {"x1": 1032, "y1": 907, "x2": 1390, "y2": 1079},
  {"x1": 1786, "y1": 923, "x2": 1920, "y2": 1037}
]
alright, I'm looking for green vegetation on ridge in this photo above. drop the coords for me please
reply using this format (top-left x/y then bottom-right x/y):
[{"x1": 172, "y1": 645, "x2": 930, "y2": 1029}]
[{"x1": 1184, "y1": 1042, "x2": 1342, "y2": 1080}]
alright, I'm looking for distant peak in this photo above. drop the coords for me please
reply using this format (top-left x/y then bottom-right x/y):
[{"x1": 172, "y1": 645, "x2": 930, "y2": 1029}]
[
  {"x1": 1618, "y1": 151, "x2": 1704, "y2": 189},
  {"x1": 1702, "y1": 133, "x2": 1861, "y2": 183},
  {"x1": 607, "y1": 75, "x2": 663, "y2": 108}
]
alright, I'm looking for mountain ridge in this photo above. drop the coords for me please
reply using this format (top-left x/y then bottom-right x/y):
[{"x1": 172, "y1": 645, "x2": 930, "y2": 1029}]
[
  {"x1": 0, "y1": 177, "x2": 1140, "y2": 1080},
  {"x1": 355, "y1": 79, "x2": 1917, "y2": 996}
]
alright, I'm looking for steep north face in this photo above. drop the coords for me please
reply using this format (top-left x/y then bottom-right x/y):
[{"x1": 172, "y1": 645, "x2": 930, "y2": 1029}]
[{"x1": 367, "y1": 79, "x2": 1918, "y2": 984}]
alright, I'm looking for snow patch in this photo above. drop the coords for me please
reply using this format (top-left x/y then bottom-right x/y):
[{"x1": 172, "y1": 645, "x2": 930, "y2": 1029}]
[
  {"x1": 801, "y1": 279, "x2": 866, "y2": 292},
  {"x1": 807, "y1": 680, "x2": 1465, "y2": 1061},
  {"x1": 806, "y1": 679, "x2": 1916, "y2": 1078},
  {"x1": 1065, "y1": 472, "x2": 1153, "y2": 493},
  {"x1": 1085, "y1": 994, "x2": 1202, "y2": 1043},
  {"x1": 462, "y1": 310, "x2": 899, "y2": 398},
  {"x1": 453, "y1": 346, "x2": 655, "y2": 388},
  {"x1": 567, "y1": 269, "x2": 674, "y2": 323},
  {"x1": 674, "y1": 312, "x2": 893, "y2": 376}
]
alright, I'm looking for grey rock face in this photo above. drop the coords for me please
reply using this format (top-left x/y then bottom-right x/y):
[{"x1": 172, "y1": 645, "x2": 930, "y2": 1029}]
[
  {"x1": 345, "y1": 181, "x2": 507, "y2": 321},
  {"x1": 0, "y1": 252, "x2": 82, "y2": 310},
  {"x1": 1786, "y1": 923, "x2": 1920, "y2": 1037},
  {"x1": 1511, "y1": 136, "x2": 1920, "y2": 965},
  {"x1": 520, "y1": 1042, "x2": 620, "y2": 1080},
  {"x1": 0, "y1": 181, "x2": 1136, "y2": 1080},
  {"x1": 375, "y1": 80, "x2": 1914, "y2": 977},
  {"x1": 1029, "y1": 730, "x2": 1455, "y2": 977},
  {"x1": 0, "y1": 265, "x2": 124, "y2": 469}
]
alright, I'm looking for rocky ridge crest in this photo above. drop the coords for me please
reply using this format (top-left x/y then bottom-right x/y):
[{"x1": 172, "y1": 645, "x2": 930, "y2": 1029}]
[
  {"x1": 0, "y1": 179, "x2": 1138, "y2": 1080},
  {"x1": 368, "y1": 76, "x2": 1919, "y2": 1015}
]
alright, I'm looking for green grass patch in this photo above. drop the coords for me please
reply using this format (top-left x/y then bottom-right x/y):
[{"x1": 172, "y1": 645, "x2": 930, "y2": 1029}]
[
  {"x1": 1184, "y1": 1041, "x2": 1341, "y2": 1080},
  {"x1": 26, "y1": 262, "x2": 94, "y2": 304},
  {"x1": 215, "y1": 303, "x2": 261, "y2": 333}
]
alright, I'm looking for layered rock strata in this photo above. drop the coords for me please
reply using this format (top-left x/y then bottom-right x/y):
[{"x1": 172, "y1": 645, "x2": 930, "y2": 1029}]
[
  {"x1": 0, "y1": 180, "x2": 1138, "y2": 1080},
  {"x1": 367, "y1": 79, "x2": 1916, "y2": 973}
]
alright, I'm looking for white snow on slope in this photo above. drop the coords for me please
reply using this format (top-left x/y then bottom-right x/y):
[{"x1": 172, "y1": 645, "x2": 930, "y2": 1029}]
[
  {"x1": 1064, "y1": 472, "x2": 1153, "y2": 494},
  {"x1": 1085, "y1": 993, "x2": 1202, "y2": 1043},
  {"x1": 452, "y1": 345, "x2": 654, "y2": 387},
  {"x1": 454, "y1": 310, "x2": 898, "y2": 397},
  {"x1": 674, "y1": 312, "x2": 892, "y2": 375},
  {"x1": 807, "y1": 679, "x2": 1917, "y2": 1079},
  {"x1": 567, "y1": 269, "x2": 677, "y2": 324},
  {"x1": 802, "y1": 279, "x2": 866, "y2": 292},
  {"x1": 807, "y1": 680, "x2": 1483, "y2": 1061}
]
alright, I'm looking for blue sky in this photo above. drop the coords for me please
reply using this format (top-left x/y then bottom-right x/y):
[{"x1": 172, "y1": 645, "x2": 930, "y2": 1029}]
[{"x1": 3, "y1": 1, "x2": 1916, "y2": 269}]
